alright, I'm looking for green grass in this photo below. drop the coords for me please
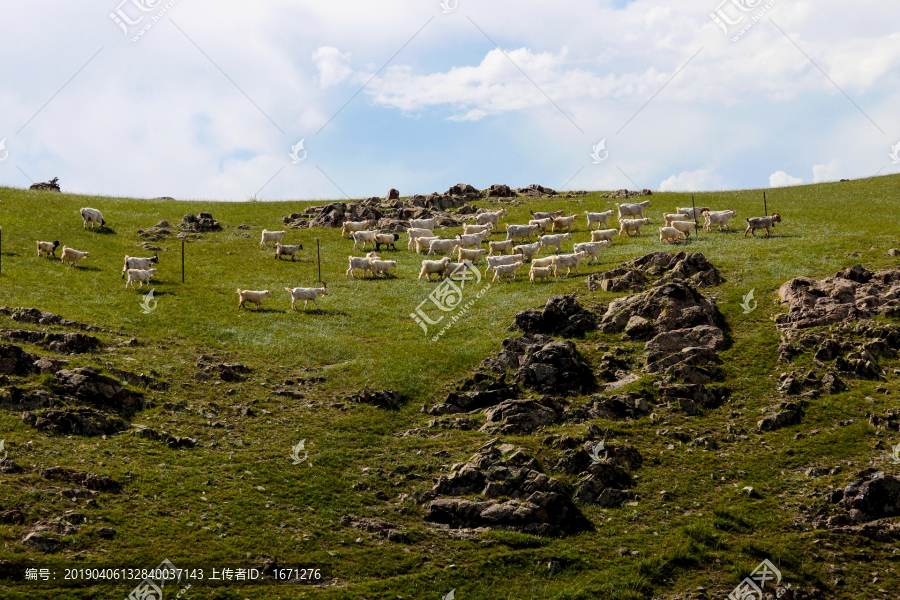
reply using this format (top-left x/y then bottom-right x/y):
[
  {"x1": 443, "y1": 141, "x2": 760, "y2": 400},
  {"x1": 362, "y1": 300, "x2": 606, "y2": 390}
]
[{"x1": 1, "y1": 176, "x2": 899, "y2": 599}]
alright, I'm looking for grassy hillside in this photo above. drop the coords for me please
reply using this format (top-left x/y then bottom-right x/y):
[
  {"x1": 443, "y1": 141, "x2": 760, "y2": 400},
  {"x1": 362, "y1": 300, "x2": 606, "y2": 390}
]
[{"x1": 0, "y1": 176, "x2": 899, "y2": 599}]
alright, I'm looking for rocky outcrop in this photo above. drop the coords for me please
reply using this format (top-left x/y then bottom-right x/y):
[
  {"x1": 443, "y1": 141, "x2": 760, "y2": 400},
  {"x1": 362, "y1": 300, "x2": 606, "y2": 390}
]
[
  {"x1": 350, "y1": 389, "x2": 405, "y2": 410},
  {"x1": 181, "y1": 212, "x2": 222, "y2": 232},
  {"x1": 0, "y1": 343, "x2": 37, "y2": 375},
  {"x1": 23, "y1": 408, "x2": 127, "y2": 436},
  {"x1": 485, "y1": 184, "x2": 514, "y2": 198},
  {"x1": 588, "y1": 252, "x2": 723, "y2": 292},
  {"x1": 757, "y1": 402, "x2": 802, "y2": 431},
  {"x1": 514, "y1": 295, "x2": 598, "y2": 338},
  {"x1": 598, "y1": 282, "x2": 718, "y2": 336},
  {"x1": 562, "y1": 393, "x2": 651, "y2": 422},
  {"x1": 480, "y1": 399, "x2": 558, "y2": 434},
  {"x1": 0, "y1": 307, "x2": 119, "y2": 334},
  {"x1": 53, "y1": 367, "x2": 144, "y2": 412},
  {"x1": 661, "y1": 384, "x2": 730, "y2": 416},
  {"x1": 0, "y1": 329, "x2": 101, "y2": 354},
  {"x1": 600, "y1": 189, "x2": 652, "y2": 199},
  {"x1": 29, "y1": 177, "x2": 61, "y2": 192}
]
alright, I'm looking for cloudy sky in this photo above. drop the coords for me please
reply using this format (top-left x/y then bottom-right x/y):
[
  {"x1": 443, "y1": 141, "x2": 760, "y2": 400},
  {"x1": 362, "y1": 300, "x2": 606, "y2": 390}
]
[{"x1": 0, "y1": 0, "x2": 898, "y2": 200}]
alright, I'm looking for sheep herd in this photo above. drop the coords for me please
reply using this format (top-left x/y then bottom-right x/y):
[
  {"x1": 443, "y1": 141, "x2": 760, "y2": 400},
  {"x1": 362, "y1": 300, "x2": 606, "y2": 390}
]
[
  {"x1": 339, "y1": 200, "x2": 782, "y2": 286},
  {"x1": 31, "y1": 199, "x2": 782, "y2": 313}
]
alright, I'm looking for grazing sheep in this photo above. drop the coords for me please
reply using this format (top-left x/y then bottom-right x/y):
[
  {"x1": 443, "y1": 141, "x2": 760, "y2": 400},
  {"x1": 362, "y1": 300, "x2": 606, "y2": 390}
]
[
  {"x1": 237, "y1": 289, "x2": 270, "y2": 309},
  {"x1": 260, "y1": 229, "x2": 287, "y2": 247},
  {"x1": 551, "y1": 214, "x2": 578, "y2": 233},
  {"x1": 341, "y1": 220, "x2": 370, "y2": 238},
  {"x1": 79, "y1": 207, "x2": 105, "y2": 229},
  {"x1": 346, "y1": 252, "x2": 380, "y2": 278},
  {"x1": 551, "y1": 252, "x2": 587, "y2": 277},
  {"x1": 456, "y1": 232, "x2": 488, "y2": 249},
  {"x1": 419, "y1": 257, "x2": 452, "y2": 281},
  {"x1": 744, "y1": 213, "x2": 781, "y2": 237},
  {"x1": 492, "y1": 261, "x2": 524, "y2": 282},
  {"x1": 476, "y1": 208, "x2": 507, "y2": 228},
  {"x1": 585, "y1": 210, "x2": 614, "y2": 230},
  {"x1": 406, "y1": 228, "x2": 435, "y2": 250},
  {"x1": 615, "y1": 201, "x2": 652, "y2": 220},
  {"x1": 659, "y1": 227, "x2": 686, "y2": 244},
  {"x1": 409, "y1": 218, "x2": 437, "y2": 230},
  {"x1": 676, "y1": 206, "x2": 709, "y2": 221},
  {"x1": 529, "y1": 265, "x2": 556, "y2": 282},
  {"x1": 618, "y1": 218, "x2": 650, "y2": 237},
  {"x1": 531, "y1": 256, "x2": 556, "y2": 269},
  {"x1": 702, "y1": 209, "x2": 737, "y2": 231},
  {"x1": 37, "y1": 240, "x2": 60, "y2": 257},
  {"x1": 125, "y1": 268, "x2": 157, "y2": 289},
  {"x1": 573, "y1": 241, "x2": 609, "y2": 264},
  {"x1": 486, "y1": 254, "x2": 525, "y2": 273},
  {"x1": 445, "y1": 261, "x2": 477, "y2": 280},
  {"x1": 275, "y1": 243, "x2": 303, "y2": 261},
  {"x1": 60, "y1": 246, "x2": 89, "y2": 266},
  {"x1": 122, "y1": 254, "x2": 160, "y2": 278},
  {"x1": 414, "y1": 236, "x2": 440, "y2": 254},
  {"x1": 488, "y1": 239, "x2": 515, "y2": 256},
  {"x1": 591, "y1": 228, "x2": 618, "y2": 243},
  {"x1": 374, "y1": 233, "x2": 401, "y2": 250},
  {"x1": 528, "y1": 218, "x2": 553, "y2": 233},
  {"x1": 513, "y1": 241, "x2": 542, "y2": 261},
  {"x1": 463, "y1": 223, "x2": 493, "y2": 236},
  {"x1": 285, "y1": 284, "x2": 328, "y2": 310},
  {"x1": 351, "y1": 229, "x2": 381, "y2": 251},
  {"x1": 664, "y1": 213, "x2": 690, "y2": 227},
  {"x1": 371, "y1": 259, "x2": 398, "y2": 278},
  {"x1": 539, "y1": 233, "x2": 571, "y2": 254},
  {"x1": 670, "y1": 220, "x2": 697, "y2": 237},
  {"x1": 428, "y1": 238, "x2": 461, "y2": 256},
  {"x1": 457, "y1": 248, "x2": 486, "y2": 263},
  {"x1": 505, "y1": 223, "x2": 540, "y2": 242},
  {"x1": 530, "y1": 209, "x2": 565, "y2": 220}
]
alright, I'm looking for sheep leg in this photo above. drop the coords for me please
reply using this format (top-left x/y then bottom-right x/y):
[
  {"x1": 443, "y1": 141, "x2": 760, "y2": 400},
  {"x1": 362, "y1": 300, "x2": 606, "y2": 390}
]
[{"x1": 313, "y1": 298, "x2": 319, "y2": 310}]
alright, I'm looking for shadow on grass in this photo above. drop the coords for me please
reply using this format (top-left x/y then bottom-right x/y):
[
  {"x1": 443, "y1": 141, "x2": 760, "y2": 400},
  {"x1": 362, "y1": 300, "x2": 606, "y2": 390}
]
[
  {"x1": 287, "y1": 308, "x2": 348, "y2": 316},
  {"x1": 68, "y1": 265, "x2": 101, "y2": 271},
  {"x1": 89, "y1": 226, "x2": 117, "y2": 235}
]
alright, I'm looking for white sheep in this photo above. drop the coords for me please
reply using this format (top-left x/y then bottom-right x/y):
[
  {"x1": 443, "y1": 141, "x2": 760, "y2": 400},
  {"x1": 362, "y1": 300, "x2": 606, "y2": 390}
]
[
  {"x1": 539, "y1": 233, "x2": 571, "y2": 254},
  {"x1": 671, "y1": 220, "x2": 697, "y2": 237},
  {"x1": 486, "y1": 254, "x2": 524, "y2": 273},
  {"x1": 456, "y1": 232, "x2": 488, "y2": 249},
  {"x1": 551, "y1": 214, "x2": 578, "y2": 232},
  {"x1": 419, "y1": 257, "x2": 452, "y2": 281},
  {"x1": 676, "y1": 206, "x2": 710, "y2": 221},
  {"x1": 702, "y1": 209, "x2": 737, "y2": 231},
  {"x1": 591, "y1": 228, "x2": 618, "y2": 243},
  {"x1": 551, "y1": 251, "x2": 587, "y2": 277},
  {"x1": 406, "y1": 228, "x2": 435, "y2": 251},
  {"x1": 491, "y1": 261, "x2": 524, "y2": 282},
  {"x1": 371, "y1": 259, "x2": 398, "y2": 278},
  {"x1": 505, "y1": 223, "x2": 540, "y2": 242},
  {"x1": 351, "y1": 229, "x2": 381, "y2": 251},
  {"x1": 37, "y1": 240, "x2": 60, "y2": 257},
  {"x1": 457, "y1": 248, "x2": 486, "y2": 263},
  {"x1": 745, "y1": 214, "x2": 781, "y2": 237},
  {"x1": 260, "y1": 229, "x2": 287, "y2": 247},
  {"x1": 528, "y1": 218, "x2": 553, "y2": 233},
  {"x1": 414, "y1": 236, "x2": 440, "y2": 254},
  {"x1": 513, "y1": 241, "x2": 542, "y2": 261},
  {"x1": 237, "y1": 289, "x2": 270, "y2": 310},
  {"x1": 275, "y1": 243, "x2": 303, "y2": 261},
  {"x1": 531, "y1": 256, "x2": 556, "y2": 269},
  {"x1": 125, "y1": 268, "x2": 157, "y2": 289},
  {"x1": 80, "y1": 207, "x2": 105, "y2": 229},
  {"x1": 529, "y1": 265, "x2": 556, "y2": 282},
  {"x1": 463, "y1": 223, "x2": 493, "y2": 236},
  {"x1": 476, "y1": 208, "x2": 507, "y2": 228},
  {"x1": 60, "y1": 246, "x2": 89, "y2": 267},
  {"x1": 615, "y1": 200, "x2": 652, "y2": 220},
  {"x1": 409, "y1": 217, "x2": 437, "y2": 230},
  {"x1": 573, "y1": 241, "x2": 609, "y2": 264},
  {"x1": 285, "y1": 285, "x2": 328, "y2": 310},
  {"x1": 585, "y1": 210, "x2": 614, "y2": 230},
  {"x1": 529, "y1": 209, "x2": 564, "y2": 220},
  {"x1": 346, "y1": 252, "x2": 380, "y2": 278},
  {"x1": 428, "y1": 238, "x2": 461, "y2": 256},
  {"x1": 664, "y1": 213, "x2": 690, "y2": 227},
  {"x1": 619, "y1": 218, "x2": 650, "y2": 237},
  {"x1": 488, "y1": 240, "x2": 515, "y2": 256},
  {"x1": 659, "y1": 227, "x2": 686, "y2": 244},
  {"x1": 122, "y1": 254, "x2": 160, "y2": 278},
  {"x1": 341, "y1": 220, "x2": 371, "y2": 238}
]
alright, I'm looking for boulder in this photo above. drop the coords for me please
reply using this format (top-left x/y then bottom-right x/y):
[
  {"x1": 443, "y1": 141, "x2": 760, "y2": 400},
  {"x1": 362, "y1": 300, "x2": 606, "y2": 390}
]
[
  {"x1": 480, "y1": 399, "x2": 557, "y2": 434},
  {"x1": 757, "y1": 402, "x2": 802, "y2": 432},
  {"x1": 838, "y1": 472, "x2": 900, "y2": 522},
  {"x1": 29, "y1": 177, "x2": 61, "y2": 193},
  {"x1": 588, "y1": 252, "x2": 722, "y2": 291},
  {"x1": 0, "y1": 343, "x2": 36, "y2": 375},
  {"x1": 645, "y1": 325, "x2": 725, "y2": 355},
  {"x1": 599, "y1": 282, "x2": 718, "y2": 335},
  {"x1": 181, "y1": 213, "x2": 222, "y2": 232},
  {"x1": 624, "y1": 316, "x2": 652, "y2": 337},
  {"x1": 54, "y1": 368, "x2": 144, "y2": 412},
  {"x1": 0, "y1": 330, "x2": 101, "y2": 354},
  {"x1": 514, "y1": 294, "x2": 598, "y2": 338},
  {"x1": 23, "y1": 409, "x2": 127, "y2": 437},
  {"x1": 386, "y1": 188, "x2": 400, "y2": 201},
  {"x1": 485, "y1": 184, "x2": 514, "y2": 198},
  {"x1": 517, "y1": 340, "x2": 594, "y2": 396},
  {"x1": 351, "y1": 388, "x2": 405, "y2": 410}
]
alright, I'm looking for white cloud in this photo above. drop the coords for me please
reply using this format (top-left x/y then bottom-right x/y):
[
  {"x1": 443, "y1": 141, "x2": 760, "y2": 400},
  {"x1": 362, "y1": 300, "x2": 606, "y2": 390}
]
[
  {"x1": 813, "y1": 159, "x2": 841, "y2": 183},
  {"x1": 659, "y1": 170, "x2": 714, "y2": 192},
  {"x1": 312, "y1": 46, "x2": 354, "y2": 88},
  {"x1": 769, "y1": 171, "x2": 803, "y2": 187}
]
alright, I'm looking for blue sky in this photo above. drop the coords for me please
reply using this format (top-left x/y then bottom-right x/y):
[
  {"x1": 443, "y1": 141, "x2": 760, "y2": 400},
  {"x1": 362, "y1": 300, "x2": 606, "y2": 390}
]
[{"x1": 0, "y1": 0, "x2": 898, "y2": 200}]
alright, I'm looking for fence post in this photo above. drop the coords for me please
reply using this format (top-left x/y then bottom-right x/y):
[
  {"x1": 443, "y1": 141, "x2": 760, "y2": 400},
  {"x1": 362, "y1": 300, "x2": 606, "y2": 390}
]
[
  {"x1": 317, "y1": 239, "x2": 321, "y2": 284},
  {"x1": 181, "y1": 240, "x2": 185, "y2": 283}
]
